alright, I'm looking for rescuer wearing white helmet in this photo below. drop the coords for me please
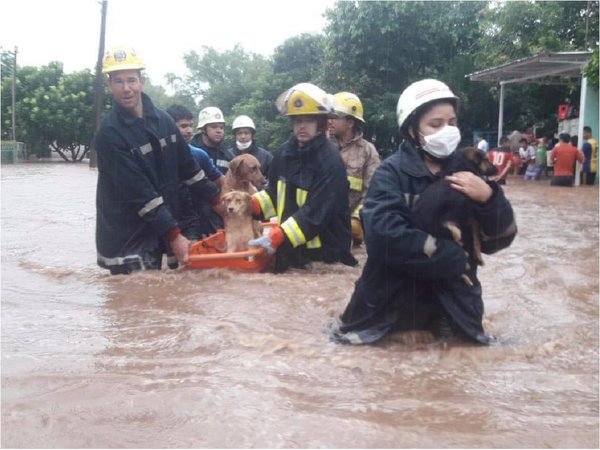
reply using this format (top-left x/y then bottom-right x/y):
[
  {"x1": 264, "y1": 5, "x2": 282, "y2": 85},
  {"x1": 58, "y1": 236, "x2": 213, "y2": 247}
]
[
  {"x1": 248, "y1": 82, "x2": 357, "y2": 272},
  {"x1": 95, "y1": 46, "x2": 220, "y2": 275},
  {"x1": 329, "y1": 91, "x2": 381, "y2": 247},
  {"x1": 166, "y1": 104, "x2": 225, "y2": 240},
  {"x1": 228, "y1": 115, "x2": 273, "y2": 182},
  {"x1": 329, "y1": 78, "x2": 517, "y2": 346},
  {"x1": 190, "y1": 106, "x2": 234, "y2": 174}
]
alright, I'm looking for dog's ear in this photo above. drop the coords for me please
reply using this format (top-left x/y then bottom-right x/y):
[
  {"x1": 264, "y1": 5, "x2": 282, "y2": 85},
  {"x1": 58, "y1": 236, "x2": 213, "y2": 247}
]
[
  {"x1": 229, "y1": 157, "x2": 242, "y2": 175},
  {"x1": 221, "y1": 191, "x2": 233, "y2": 205}
]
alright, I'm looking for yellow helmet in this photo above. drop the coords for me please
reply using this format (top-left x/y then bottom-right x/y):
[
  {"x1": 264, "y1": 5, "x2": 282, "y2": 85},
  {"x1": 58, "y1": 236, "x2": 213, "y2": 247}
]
[
  {"x1": 277, "y1": 83, "x2": 335, "y2": 117},
  {"x1": 333, "y1": 92, "x2": 365, "y2": 122},
  {"x1": 102, "y1": 46, "x2": 145, "y2": 74}
]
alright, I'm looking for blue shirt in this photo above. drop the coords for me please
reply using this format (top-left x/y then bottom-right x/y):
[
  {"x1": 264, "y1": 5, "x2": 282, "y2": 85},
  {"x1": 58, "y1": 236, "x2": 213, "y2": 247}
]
[{"x1": 189, "y1": 144, "x2": 223, "y2": 181}]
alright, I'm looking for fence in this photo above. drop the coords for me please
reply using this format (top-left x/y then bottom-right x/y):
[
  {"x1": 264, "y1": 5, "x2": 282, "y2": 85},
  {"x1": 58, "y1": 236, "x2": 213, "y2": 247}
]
[{"x1": 1, "y1": 141, "x2": 26, "y2": 164}]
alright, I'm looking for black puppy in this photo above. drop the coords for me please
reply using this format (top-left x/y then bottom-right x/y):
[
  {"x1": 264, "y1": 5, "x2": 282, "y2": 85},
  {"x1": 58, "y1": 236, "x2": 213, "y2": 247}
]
[{"x1": 412, "y1": 147, "x2": 497, "y2": 285}]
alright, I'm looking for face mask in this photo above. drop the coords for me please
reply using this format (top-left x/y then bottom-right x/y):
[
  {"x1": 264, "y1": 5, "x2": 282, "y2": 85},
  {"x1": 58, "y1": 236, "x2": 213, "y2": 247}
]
[
  {"x1": 421, "y1": 125, "x2": 461, "y2": 158},
  {"x1": 236, "y1": 140, "x2": 252, "y2": 151}
]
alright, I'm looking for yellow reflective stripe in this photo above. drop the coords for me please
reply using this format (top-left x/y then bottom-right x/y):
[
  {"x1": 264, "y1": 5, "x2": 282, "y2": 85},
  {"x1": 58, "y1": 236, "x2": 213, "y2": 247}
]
[
  {"x1": 255, "y1": 191, "x2": 276, "y2": 218},
  {"x1": 296, "y1": 188, "x2": 308, "y2": 207},
  {"x1": 277, "y1": 180, "x2": 286, "y2": 220},
  {"x1": 351, "y1": 204, "x2": 362, "y2": 219},
  {"x1": 348, "y1": 175, "x2": 363, "y2": 191},
  {"x1": 306, "y1": 235, "x2": 321, "y2": 249},
  {"x1": 281, "y1": 217, "x2": 306, "y2": 248}
]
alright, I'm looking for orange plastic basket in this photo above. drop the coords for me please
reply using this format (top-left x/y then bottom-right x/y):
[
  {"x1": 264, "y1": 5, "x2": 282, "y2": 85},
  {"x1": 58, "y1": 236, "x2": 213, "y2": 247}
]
[{"x1": 186, "y1": 222, "x2": 275, "y2": 272}]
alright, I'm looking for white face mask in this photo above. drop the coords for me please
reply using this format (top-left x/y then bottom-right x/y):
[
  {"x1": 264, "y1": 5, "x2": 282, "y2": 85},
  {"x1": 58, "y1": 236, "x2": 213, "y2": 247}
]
[
  {"x1": 236, "y1": 140, "x2": 252, "y2": 151},
  {"x1": 421, "y1": 125, "x2": 461, "y2": 158}
]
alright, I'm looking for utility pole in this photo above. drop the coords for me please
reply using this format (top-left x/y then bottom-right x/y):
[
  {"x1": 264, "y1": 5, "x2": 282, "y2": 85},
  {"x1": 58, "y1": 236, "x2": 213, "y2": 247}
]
[
  {"x1": 89, "y1": 0, "x2": 108, "y2": 168},
  {"x1": 11, "y1": 46, "x2": 17, "y2": 142}
]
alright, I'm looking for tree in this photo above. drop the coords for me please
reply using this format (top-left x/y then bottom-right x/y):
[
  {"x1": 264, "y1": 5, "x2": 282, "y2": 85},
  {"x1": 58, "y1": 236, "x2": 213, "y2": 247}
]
[
  {"x1": 474, "y1": 1, "x2": 599, "y2": 136},
  {"x1": 1, "y1": 62, "x2": 105, "y2": 161},
  {"x1": 583, "y1": 47, "x2": 599, "y2": 90},
  {"x1": 322, "y1": 1, "x2": 488, "y2": 153}
]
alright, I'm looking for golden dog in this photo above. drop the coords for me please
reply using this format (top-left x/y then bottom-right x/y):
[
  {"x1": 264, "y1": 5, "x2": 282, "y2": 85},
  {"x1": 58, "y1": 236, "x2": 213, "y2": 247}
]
[
  {"x1": 221, "y1": 190, "x2": 263, "y2": 253},
  {"x1": 223, "y1": 154, "x2": 265, "y2": 195}
]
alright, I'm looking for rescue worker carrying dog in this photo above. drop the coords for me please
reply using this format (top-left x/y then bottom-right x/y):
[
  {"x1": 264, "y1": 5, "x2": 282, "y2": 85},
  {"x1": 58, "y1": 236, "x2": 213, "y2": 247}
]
[
  {"x1": 248, "y1": 83, "x2": 358, "y2": 272},
  {"x1": 328, "y1": 79, "x2": 517, "y2": 344},
  {"x1": 329, "y1": 92, "x2": 381, "y2": 247},
  {"x1": 95, "y1": 47, "x2": 220, "y2": 275},
  {"x1": 190, "y1": 107, "x2": 234, "y2": 175}
]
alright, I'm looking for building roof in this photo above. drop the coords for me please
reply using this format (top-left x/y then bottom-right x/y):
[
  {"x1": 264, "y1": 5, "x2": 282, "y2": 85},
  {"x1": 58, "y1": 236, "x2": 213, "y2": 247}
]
[{"x1": 467, "y1": 51, "x2": 593, "y2": 84}]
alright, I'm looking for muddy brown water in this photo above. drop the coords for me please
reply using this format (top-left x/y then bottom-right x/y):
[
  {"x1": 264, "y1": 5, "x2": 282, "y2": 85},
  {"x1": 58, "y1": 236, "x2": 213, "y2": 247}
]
[{"x1": 1, "y1": 163, "x2": 598, "y2": 448}]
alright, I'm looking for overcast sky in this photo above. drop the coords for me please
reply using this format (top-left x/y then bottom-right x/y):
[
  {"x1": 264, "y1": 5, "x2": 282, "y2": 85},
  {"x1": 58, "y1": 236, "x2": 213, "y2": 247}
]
[{"x1": 0, "y1": 0, "x2": 335, "y2": 86}]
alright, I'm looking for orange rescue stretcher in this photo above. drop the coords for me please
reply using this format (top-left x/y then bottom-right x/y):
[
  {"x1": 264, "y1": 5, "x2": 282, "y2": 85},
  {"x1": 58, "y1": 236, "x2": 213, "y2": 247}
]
[{"x1": 187, "y1": 222, "x2": 275, "y2": 272}]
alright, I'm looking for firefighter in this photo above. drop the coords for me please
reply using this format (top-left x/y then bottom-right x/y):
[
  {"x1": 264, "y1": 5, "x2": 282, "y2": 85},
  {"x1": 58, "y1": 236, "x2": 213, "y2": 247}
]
[
  {"x1": 95, "y1": 46, "x2": 219, "y2": 274},
  {"x1": 229, "y1": 115, "x2": 273, "y2": 184},
  {"x1": 329, "y1": 92, "x2": 381, "y2": 247},
  {"x1": 248, "y1": 83, "x2": 358, "y2": 272},
  {"x1": 328, "y1": 79, "x2": 517, "y2": 345},
  {"x1": 190, "y1": 107, "x2": 234, "y2": 174}
]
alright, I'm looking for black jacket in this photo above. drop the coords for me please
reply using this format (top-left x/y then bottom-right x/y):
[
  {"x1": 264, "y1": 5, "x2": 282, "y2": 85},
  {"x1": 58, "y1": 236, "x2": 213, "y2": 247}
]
[
  {"x1": 254, "y1": 133, "x2": 357, "y2": 271},
  {"x1": 190, "y1": 134, "x2": 234, "y2": 174},
  {"x1": 95, "y1": 93, "x2": 219, "y2": 273},
  {"x1": 230, "y1": 141, "x2": 273, "y2": 181},
  {"x1": 333, "y1": 140, "x2": 517, "y2": 343}
]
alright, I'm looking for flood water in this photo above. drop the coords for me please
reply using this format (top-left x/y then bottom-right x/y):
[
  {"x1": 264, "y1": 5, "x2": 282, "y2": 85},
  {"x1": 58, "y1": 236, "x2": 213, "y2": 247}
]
[{"x1": 1, "y1": 163, "x2": 598, "y2": 448}]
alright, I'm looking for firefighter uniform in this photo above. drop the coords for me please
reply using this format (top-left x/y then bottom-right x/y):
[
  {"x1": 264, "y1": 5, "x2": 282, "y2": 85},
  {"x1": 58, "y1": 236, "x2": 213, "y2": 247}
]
[
  {"x1": 329, "y1": 139, "x2": 517, "y2": 344},
  {"x1": 95, "y1": 92, "x2": 219, "y2": 274},
  {"x1": 254, "y1": 133, "x2": 357, "y2": 271}
]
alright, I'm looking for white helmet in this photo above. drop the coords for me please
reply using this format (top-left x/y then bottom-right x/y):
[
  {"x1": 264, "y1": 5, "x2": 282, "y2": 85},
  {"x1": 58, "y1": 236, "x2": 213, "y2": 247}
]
[
  {"x1": 197, "y1": 107, "x2": 225, "y2": 129},
  {"x1": 396, "y1": 79, "x2": 458, "y2": 129},
  {"x1": 232, "y1": 115, "x2": 255, "y2": 131}
]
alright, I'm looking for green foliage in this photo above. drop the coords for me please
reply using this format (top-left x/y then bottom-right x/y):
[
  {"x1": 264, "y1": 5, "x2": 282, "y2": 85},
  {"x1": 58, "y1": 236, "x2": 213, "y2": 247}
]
[
  {"x1": 476, "y1": 1, "x2": 598, "y2": 67},
  {"x1": 5, "y1": 1, "x2": 598, "y2": 162},
  {"x1": 322, "y1": 1, "x2": 489, "y2": 151},
  {"x1": 1, "y1": 62, "x2": 106, "y2": 160},
  {"x1": 584, "y1": 47, "x2": 599, "y2": 90}
]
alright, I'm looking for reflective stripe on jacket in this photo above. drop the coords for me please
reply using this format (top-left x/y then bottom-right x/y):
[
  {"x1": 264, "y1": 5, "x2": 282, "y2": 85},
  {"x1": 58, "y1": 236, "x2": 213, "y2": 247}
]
[
  {"x1": 95, "y1": 93, "x2": 218, "y2": 271},
  {"x1": 331, "y1": 133, "x2": 381, "y2": 214},
  {"x1": 253, "y1": 133, "x2": 355, "y2": 267},
  {"x1": 336, "y1": 140, "x2": 517, "y2": 343},
  {"x1": 190, "y1": 135, "x2": 234, "y2": 175}
]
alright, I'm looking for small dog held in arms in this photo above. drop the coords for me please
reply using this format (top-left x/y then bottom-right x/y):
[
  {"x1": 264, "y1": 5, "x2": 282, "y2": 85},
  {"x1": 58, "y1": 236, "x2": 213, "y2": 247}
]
[
  {"x1": 222, "y1": 154, "x2": 265, "y2": 195},
  {"x1": 221, "y1": 190, "x2": 263, "y2": 253},
  {"x1": 412, "y1": 146, "x2": 498, "y2": 286}
]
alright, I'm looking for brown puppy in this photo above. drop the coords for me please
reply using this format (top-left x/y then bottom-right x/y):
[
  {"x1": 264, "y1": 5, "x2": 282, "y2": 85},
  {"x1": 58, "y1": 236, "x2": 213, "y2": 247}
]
[
  {"x1": 221, "y1": 190, "x2": 263, "y2": 253},
  {"x1": 223, "y1": 154, "x2": 265, "y2": 195}
]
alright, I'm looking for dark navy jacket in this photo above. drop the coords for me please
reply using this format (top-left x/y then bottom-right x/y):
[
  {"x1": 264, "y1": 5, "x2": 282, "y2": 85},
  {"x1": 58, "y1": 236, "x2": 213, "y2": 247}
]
[
  {"x1": 95, "y1": 93, "x2": 219, "y2": 273},
  {"x1": 190, "y1": 134, "x2": 234, "y2": 174},
  {"x1": 334, "y1": 140, "x2": 517, "y2": 343},
  {"x1": 230, "y1": 142, "x2": 273, "y2": 181},
  {"x1": 255, "y1": 133, "x2": 357, "y2": 271}
]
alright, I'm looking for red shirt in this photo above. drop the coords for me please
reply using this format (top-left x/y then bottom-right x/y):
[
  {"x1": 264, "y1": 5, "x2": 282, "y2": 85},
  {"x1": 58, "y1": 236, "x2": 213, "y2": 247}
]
[
  {"x1": 551, "y1": 143, "x2": 584, "y2": 176},
  {"x1": 488, "y1": 149, "x2": 513, "y2": 180}
]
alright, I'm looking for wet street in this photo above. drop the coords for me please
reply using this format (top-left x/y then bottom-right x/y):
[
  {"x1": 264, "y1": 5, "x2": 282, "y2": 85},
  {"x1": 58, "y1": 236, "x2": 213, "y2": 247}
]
[{"x1": 1, "y1": 163, "x2": 598, "y2": 448}]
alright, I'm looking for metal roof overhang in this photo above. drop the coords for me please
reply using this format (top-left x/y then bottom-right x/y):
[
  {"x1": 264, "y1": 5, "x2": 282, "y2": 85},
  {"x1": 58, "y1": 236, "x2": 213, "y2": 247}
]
[
  {"x1": 467, "y1": 51, "x2": 594, "y2": 186},
  {"x1": 467, "y1": 51, "x2": 592, "y2": 85}
]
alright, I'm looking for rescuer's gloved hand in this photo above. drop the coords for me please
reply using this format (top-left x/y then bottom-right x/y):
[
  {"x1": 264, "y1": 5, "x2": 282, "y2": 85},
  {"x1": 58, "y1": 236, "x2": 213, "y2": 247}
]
[{"x1": 248, "y1": 226, "x2": 285, "y2": 255}]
